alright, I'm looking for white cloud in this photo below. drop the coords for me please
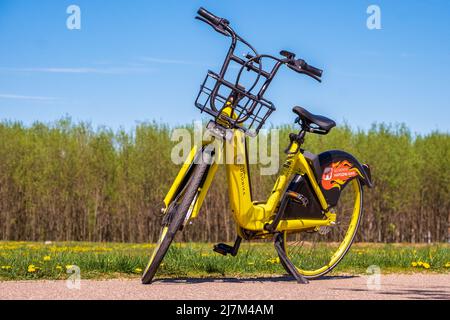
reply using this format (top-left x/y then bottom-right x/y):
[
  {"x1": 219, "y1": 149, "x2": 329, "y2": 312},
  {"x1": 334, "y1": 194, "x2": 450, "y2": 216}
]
[
  {"x1": 0, "y1": 67, "x2": 154, "y2": 74},
  {"x1": 139, "y1": 57, "x2": 197, "y2": 65},
  {"x1": 0, "y1": 94, "x2": 57, "y2": 101},
  {"x1": 22, "y1": 67, "x2": 101, "y2": 74}
]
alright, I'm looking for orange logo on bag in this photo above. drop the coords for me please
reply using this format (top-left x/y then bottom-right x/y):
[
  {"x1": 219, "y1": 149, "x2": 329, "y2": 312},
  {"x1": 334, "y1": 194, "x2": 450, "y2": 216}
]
[{"x1": 321, "y1": 160, "x2": 361, "y2": 190}]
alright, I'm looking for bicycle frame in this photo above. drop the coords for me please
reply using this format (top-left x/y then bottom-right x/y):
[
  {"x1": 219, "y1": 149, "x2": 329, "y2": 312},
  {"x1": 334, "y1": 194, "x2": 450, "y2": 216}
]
[{"x1": 162, "y1": 128, "x2": 337, "y2": 238}]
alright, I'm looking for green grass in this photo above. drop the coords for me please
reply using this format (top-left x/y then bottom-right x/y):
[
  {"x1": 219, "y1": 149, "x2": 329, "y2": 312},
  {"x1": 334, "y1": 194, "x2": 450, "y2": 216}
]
[{"x1": 0, "y1": 241, "x2": 449, "y2": 280}]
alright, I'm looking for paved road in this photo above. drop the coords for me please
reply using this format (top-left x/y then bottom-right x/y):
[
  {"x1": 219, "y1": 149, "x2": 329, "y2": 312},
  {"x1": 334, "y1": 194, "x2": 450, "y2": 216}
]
[{"x1": 0, "y1": 274, "x2": 449, "y2": 300}]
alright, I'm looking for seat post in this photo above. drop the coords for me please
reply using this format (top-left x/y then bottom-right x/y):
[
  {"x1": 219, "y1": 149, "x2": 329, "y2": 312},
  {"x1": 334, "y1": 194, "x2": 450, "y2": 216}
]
[{"x1": 284, "y1": 129, "x2": 306, "y2": 154}]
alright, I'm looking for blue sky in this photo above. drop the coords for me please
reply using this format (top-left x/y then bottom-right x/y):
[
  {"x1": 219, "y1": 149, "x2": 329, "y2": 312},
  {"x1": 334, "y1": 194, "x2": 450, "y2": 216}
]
[{"x1": 0, "y1": 0, "x2": 449, "y2": 134}]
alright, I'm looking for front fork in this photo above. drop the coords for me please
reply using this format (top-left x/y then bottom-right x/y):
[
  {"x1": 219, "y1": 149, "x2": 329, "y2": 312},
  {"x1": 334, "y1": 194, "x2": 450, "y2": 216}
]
[{"x1": 162, "y1": 144, "x2": 219, "y2": 221}]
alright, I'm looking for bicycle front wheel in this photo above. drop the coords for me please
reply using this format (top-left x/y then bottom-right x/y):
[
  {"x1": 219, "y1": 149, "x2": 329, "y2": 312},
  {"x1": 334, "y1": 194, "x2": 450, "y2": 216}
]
[
  {"x1": 141, "y1": 159, "x2": 209, "y2": 284},
  {"x1": 280, "y1": 178, "x2": 363, "y2": 279}
]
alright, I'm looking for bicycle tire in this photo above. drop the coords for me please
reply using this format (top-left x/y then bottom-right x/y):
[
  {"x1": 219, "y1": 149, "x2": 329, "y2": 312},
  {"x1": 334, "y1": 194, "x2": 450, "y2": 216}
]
[
  {"x1": 280, "y1": 179, "x2": 364, "y2": 279},
  {"x1": 141, "y1": 155, "x2": 210, "y2": 284}
]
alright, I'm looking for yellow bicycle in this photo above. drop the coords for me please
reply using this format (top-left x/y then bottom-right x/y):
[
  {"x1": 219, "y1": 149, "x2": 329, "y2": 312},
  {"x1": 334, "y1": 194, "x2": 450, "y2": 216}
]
[{"x1": 142, "y1": 7, "x2": 373, "y2": 284}]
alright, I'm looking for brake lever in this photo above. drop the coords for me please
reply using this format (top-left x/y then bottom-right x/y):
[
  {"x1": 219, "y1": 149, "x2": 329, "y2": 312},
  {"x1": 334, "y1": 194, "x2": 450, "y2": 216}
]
[
  {"x1": 294, "y1": 59, "x2": 306, "y2": 68},
  {"x1": 195, "y1": 16, "x2": 230, "y2": 37}
]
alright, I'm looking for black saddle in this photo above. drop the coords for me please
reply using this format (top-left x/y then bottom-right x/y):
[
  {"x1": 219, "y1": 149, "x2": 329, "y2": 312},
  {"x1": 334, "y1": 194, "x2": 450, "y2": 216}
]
[{"x1": 293, "y1": 106, "x2": 336, "y2": 134}]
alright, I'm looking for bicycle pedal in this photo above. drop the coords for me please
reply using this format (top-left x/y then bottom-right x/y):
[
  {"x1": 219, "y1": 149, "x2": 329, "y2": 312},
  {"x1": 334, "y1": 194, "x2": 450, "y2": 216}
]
[{"x1": 213, "y1": 243, "x2": 233, "y2": 256}]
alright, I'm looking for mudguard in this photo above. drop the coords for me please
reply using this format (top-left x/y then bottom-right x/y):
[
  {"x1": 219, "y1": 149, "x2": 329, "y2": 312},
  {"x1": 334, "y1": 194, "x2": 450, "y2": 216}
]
[{"x1": 317, "y1": 150, "x2": 373, "y2": 207}]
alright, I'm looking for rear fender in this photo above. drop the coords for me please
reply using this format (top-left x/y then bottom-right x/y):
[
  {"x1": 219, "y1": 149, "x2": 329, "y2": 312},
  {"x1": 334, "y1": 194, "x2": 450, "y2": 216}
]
[{"x1": 317, "y1": 150, "x2": 373, "y2": 207}]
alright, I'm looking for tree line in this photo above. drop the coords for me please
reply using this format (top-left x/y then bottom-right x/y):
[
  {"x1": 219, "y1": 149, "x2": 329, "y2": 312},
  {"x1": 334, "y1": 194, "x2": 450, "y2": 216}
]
[{"x1": 0, "y1": 119, "x2": 448, "y2": 243}]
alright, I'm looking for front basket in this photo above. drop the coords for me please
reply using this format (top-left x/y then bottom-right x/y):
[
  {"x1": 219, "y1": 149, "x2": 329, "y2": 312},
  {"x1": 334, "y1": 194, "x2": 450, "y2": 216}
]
[{"x1": 195, "y1": 71, "x2": 276, "y2": 136}]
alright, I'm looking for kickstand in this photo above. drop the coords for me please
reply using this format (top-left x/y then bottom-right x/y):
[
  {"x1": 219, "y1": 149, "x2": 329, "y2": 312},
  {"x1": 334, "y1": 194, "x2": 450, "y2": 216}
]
[{"x1": 274, "y1": 233, "x2": 309, "y2": 284}]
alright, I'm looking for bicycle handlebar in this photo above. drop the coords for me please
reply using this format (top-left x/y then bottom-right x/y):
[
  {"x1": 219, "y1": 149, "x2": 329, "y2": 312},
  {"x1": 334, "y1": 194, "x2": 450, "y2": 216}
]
[
  {"x1": 195, "y1": 7, "x2": 323, "y2": 118},
  {"x1": 197, "y1": 7, "x2": 228, "y2": 27},
  {"x1": 304, "y1": 63, "x2": 323, "y2": 78},
  {"x1": 196, "y1": 8, "x2": 323, "y2": 82},
  {"x1": 286, "y1": 58, "x2": 323, "y2": 82},
  {"x1": 196, "y1": 7, "x2": 234, "y2": 38}
]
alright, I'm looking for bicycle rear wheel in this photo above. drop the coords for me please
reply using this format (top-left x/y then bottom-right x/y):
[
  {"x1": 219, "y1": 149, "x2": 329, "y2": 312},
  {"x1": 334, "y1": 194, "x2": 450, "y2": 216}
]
[
  {"x1": 141, "y1": 157, "x2": 209, "y2": 284},
  {"x1": 280, "y1": 178, "x2": 363, "y2": 279}
]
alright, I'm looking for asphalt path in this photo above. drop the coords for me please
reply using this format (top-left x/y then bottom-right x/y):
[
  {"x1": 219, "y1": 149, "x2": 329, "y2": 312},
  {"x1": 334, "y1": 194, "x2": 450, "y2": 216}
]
[{"x1": 0, "y1": 274, "x2": 449, "y2": 300}]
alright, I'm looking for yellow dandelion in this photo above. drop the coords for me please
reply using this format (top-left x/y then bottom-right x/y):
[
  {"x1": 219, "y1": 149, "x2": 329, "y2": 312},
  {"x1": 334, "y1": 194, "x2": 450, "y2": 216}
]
[
  {"x1": 445, "y1": 262, "x2": 450, "y2": 268},
  {"x1": 417, "y1": 261, "x2": 423, "y2": 267},
  {"x1": 411, "y1": 262, "x2": 418, "y2": 267},
  {"x1": 27, "y1": 265, "x2": 37, "y2": 273},
  {"x1": 134, "y1": 268, "x2": 143, "y2": 273},
  {"x1": 1, "y1": 266, "x2": 12, "y2": 270},
  {"x1": 56, "y1": 265, "x2": 63, "y2": 271},
  {"x1": 423, "y1": 262, "x2": 430, "y2": 269},
  {"x1": 65, "y1": 265, "x2": 73, "y2": 270},
  {"x1": 266, "y1": 257, "x2": 281, "y2": 264},
  {"x1": 43, "y1": 256, "x2": 51, "y2": 261}
]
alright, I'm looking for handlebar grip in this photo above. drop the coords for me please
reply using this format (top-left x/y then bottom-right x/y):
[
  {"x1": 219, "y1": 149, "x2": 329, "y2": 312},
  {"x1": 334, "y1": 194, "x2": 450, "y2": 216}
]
[
  {"x1": 198, "y1": 7, "x2": 223, "y2": 25},
  {"x1": 287, "y1": 63, "x2": 322, "y2": 82},
  {"x1": 304, "y1": 63, "x2": 323, "y2": 78}
]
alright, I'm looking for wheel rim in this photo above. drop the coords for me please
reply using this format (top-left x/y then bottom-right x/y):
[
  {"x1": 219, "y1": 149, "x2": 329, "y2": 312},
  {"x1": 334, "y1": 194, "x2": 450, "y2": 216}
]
[
  {"x1": 143, "y1": 226, "x2": 169, "y2": 275},
  {"x1": 142, "y1": 181, "x2": 198, "y2": 277},
  {"x1": 142, "y1": 192, "x2": 182, "y2": 276},
  {"x1": 283, "y1": 179, "x2": 362, "y2": 277}
]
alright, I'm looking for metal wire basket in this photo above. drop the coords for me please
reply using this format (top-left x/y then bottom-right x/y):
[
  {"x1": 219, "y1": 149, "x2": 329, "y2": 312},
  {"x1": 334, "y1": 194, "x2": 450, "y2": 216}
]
[{"x1": 195, "y1": 71, "x2": 276, "y2": 137}]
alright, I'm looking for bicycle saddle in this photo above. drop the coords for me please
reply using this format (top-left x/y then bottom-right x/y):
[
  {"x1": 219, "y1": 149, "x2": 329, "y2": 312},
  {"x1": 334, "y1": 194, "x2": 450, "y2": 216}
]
[{"x1": 293, "y1": 106, "x2": 336, "y2": 132}]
